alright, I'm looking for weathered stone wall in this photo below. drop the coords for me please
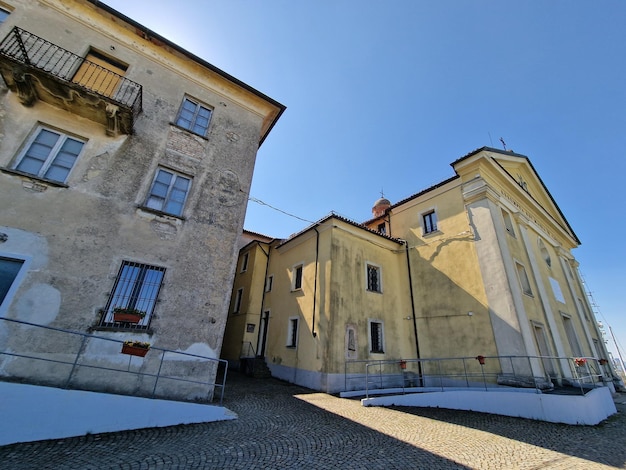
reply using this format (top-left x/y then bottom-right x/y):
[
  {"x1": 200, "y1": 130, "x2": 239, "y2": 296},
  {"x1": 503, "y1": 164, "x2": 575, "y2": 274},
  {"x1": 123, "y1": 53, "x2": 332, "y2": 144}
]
[{"x1": 0, "y1": 0, "x2": 282, "y2": 400}]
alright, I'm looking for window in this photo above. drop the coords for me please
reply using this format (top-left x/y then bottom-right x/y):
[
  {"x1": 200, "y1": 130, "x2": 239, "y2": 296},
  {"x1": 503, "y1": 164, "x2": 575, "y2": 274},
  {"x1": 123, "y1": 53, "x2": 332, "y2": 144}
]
[
  {"x1": 14, "y1": 127, "x2": 85, "y2": 183},
  {"x1": 102, "y1": 261, "x2": 165, "y2": 328},
  {"x1": 240, "y1": 252, "x2": 249, "y2": 272},
  {"x1": 292, "y1": 264, "x2": 303, "y2": 290},
  {"x1": 366, "y1": 264, "x2": 381, "y2": 293},
  {"x1": 145, "y1": 168, "x2": 191, "y2": 217},
  {"x1": 502, "y1": 209, "x2": 515, "y2": 237},
  {"x1": 578, "y1": 298, "x2": 589, "y2": 321},
  {"x1": 562, "y1": 313, "x2": 583, "y2": 357},
  {"x1": 175, "y1": 97, "x2": 212, "y2": 136},
  {"x1": 72, "y1": 50, "x2": 128, "y2": 98},
  {"x1": 233, "y1": 288, "x2": 243, "y2": 313},
  {"x1": 377, "y1": 223, "x2": 386, "y2": 235},
  {"x1": 287, "y1": 317, "x2": 298, "y2": 347},
  {"x1": 516, "y1": 262, "x2": 532, "y2": 296},
  {"x1": 265, "y1": 275, "x2": 273, "y2": 292},
  {"x1": 0, "y1": 257, "x2": 24, "y2": 306},
  {"x1": 422, "y1": 210, "x2": 437, "y2": 234},
  {"x1": 0, "y1": 7, "x2": 10, "y2": 24},
  {"x1": 369, "y1": 320, "x2": 384, "y2": 353}
]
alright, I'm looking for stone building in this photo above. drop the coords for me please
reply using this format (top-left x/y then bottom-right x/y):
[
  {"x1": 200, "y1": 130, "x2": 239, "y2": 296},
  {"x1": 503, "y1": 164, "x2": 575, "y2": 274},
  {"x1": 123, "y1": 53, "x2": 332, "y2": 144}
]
[
  {"x1": 0, "y1": 0, "x2": 284, "y2": 400},
  {"x1": 223, "y1": 147, "x2": 612, "y2": 393}
]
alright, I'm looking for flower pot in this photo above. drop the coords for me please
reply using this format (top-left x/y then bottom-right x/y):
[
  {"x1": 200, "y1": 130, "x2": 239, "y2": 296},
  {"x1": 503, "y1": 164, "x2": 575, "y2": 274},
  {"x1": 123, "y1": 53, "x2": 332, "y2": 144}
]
[
  {"x1": 476, "y1": 355, "x2": 485, "y2": 365},
  {"x1": 121, "y1": 344, "x2": 149, "y2": 357},
  {"x1": 400, "y1": 360, "x2": 407, "y2": 370},
  {"x1": 114, "y1": 312, "x2": 142, "y2": 324}
]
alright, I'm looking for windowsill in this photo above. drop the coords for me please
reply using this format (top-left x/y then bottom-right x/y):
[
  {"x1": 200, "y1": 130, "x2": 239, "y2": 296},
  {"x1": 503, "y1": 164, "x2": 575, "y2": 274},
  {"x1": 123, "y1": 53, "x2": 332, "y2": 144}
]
[
  {"x1": 291, "y1": 288, "x2": 302, "y2": 293},
  {"x1": 523, "y1": 292, "x2": 534, "y2": 298},
  {"x1": 137, "y1": 205, "x2": 186, "y2": 220},
  {"x1": 286, "y1": 345, "x2": 296, "y2": 349},
  {"x1": 1, "y1": 168, "x2": 69, "y2": 188},
  {"x1": 422, "y1": 230, "x2": 442, "y2": 238},
  {"x1": 370, "y1": 351, "x2": 385, "y2": 354},
  {"x1": 169, "y1": 122, "x2": 209, "y2": 140},
  {"x1": 366, "y1": 289, "x2": 383, "y2": 294}
]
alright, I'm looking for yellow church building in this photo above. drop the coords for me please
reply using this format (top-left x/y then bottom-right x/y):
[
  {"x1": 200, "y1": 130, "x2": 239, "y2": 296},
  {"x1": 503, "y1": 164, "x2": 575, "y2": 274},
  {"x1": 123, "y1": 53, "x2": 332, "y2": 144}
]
[{"x1": 222, "y1": 147, "x2": 611, "y2": 393}]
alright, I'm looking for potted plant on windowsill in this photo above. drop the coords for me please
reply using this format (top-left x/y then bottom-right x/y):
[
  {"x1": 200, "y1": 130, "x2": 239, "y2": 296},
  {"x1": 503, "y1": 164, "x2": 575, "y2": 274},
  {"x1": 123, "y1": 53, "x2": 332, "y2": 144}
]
[
  {"x1": 121, "y1": 340, "x2": 151, "y2": 357},
  {"x1": 112, "y1": 307, "x2": 146, "y2": 324}
]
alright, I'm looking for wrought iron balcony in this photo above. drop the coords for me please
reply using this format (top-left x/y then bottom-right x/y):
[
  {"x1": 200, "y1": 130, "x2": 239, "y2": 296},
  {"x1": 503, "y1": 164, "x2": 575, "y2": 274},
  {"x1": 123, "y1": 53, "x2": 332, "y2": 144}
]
[{"x1": 0, "y1": 27, "x2": 142, "y2": 135}]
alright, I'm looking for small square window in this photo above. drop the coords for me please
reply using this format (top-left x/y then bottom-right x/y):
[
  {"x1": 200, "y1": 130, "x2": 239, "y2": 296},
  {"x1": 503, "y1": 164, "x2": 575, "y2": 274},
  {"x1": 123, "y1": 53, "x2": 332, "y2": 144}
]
[
  {"x1": 422, "y1": 210, "x2": 437, "y2": 234},
  {"x1": 14, "y1": 127, "x2": 86, "y2": 183},
  {"x1": 101, "y1": 261, "x2": 165, "y2": 329},
  {"x1": 145, "y1": 168, "x2": 191, "y2": 217},
  {"x1": 292, "y1": 264, "x2": 303, "y2": 290},
  {"x1": 369, "y1": 320, "x2": 384, "y2": 353},
  {"x1": 377, "y1": 223, "x2": 386, "y2": 235},
  {"x1": 175, "y1": 97, "x2": 212, "y2": 136},
  {"x1": 366, "y1": 264, "x2": 382, "y2": 293},
  {"x1": 233, "y1": 288, "x2": 243, "y2": 313},
  {"x1": 287, "y1": 317, "x2": 299, "y2": 347},
  {"x1": 241, "y1": 252, "x2": 249, "y2": 272}
]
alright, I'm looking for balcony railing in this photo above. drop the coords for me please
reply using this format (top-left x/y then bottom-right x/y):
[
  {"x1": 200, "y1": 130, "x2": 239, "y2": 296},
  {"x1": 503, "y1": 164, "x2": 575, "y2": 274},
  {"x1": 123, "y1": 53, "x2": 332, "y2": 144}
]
[{"x1": 0, "y1": 27, "x2": 142, "y2": 133}]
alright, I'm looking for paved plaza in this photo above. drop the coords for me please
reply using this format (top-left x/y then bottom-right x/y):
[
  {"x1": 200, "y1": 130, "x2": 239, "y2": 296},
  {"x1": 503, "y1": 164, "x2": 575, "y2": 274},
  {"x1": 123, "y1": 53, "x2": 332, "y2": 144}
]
[{"x1": 1, "y1": 372, "x2": 625, "y2": 469}]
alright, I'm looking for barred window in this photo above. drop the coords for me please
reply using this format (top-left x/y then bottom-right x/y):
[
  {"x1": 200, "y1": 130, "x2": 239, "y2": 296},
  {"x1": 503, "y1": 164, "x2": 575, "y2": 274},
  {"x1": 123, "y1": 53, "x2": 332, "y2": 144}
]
[
  {"x1": 366, "y1": 264, "x2": 381, "y2": 292},
  {"x1": 101, "y1": 261, "x2": 165, "y2": 329},
  {"x1": 369, "y1": 320, "x2": 384, "y2": 353}
]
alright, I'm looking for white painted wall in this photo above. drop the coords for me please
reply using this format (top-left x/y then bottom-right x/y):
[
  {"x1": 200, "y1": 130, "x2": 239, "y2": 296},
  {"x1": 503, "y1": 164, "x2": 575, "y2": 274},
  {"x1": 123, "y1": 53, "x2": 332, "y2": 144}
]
[
  {"x1": 362, "y1": 387, "x2": 617, "y2": 425},
  {"x1": 0, "y1": 382, "x2": 236, "y2": 446}
]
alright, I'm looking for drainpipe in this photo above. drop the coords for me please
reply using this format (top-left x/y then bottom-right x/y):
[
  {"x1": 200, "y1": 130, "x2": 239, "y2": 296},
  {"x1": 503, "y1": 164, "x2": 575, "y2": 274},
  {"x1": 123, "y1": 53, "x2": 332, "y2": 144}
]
[
  {"x1": 312, "y1": 227, "x2": 319, "y2": 338},
  {"x1": 404, "y1": 240, "x2": 423, "y2": 386},
  {"x1": 256, "y1": 241, "x2": 271, "y2": 357}
]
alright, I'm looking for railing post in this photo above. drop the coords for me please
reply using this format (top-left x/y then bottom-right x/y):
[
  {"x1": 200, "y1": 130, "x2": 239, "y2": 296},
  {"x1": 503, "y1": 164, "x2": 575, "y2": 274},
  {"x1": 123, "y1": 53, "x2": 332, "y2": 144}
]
[
  {"x1": 151, "y1": 351, "x2": 166, "y2": 398},
  {"x1": 65, "y1": 334, "x2": 88, "y2": 389}
]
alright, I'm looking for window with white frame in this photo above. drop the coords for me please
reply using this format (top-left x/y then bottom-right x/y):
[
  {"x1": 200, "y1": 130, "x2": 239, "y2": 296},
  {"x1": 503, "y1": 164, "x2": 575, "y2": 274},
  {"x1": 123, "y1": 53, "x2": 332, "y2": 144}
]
[
  {"x1": 502, "y1": 209, "x2": 516, "y2": 237},
  {"x1": 369, "y1": 320, "x2": 384, "y2": 353},
  {"x1": 292, "y1": 264, "x2": 303, "y2": 290},
  {"x1": 366, "y1": 263, "x2": 382, "y2": 293},
  {"x1": 175, "y1": 97, "x2": 212, "y2": 136},
  {"x1": 516, "y1": 262, "x2": 533, "y2": 296},
  {"x1": 102, "y1": 261, "x2": 165, "y2": 328},
  {"x1": 14, "y1": 127, "x2": 86, "y2": 183},
  {"x1": 145, "y1": 167, "x2": 191, "y2": 217},
  {"x1": 265, "y1": 275, "x2": 273, "y2": 292},
  {"x1": 287, "y1": 317, "x2": 298, "y2": 347},
  {"x1": 233, "y1": 288, "x2": 243, "y2": 313},
  {"x1": 422, "y1": 210, "x2": 437, "y2": 234},
  {"x1": 240, "y1": 252, "x2": 249, "y2": 272}
]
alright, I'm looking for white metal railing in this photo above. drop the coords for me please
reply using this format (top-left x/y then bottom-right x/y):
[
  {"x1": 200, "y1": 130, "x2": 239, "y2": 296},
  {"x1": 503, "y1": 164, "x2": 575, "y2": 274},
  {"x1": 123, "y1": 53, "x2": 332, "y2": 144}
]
[
  {"x1": 344, "y1": 355, "x2": 613, "y2": 399},
  {"x1": 0, "y1": 317, "x2": 227, "y2": 404}
]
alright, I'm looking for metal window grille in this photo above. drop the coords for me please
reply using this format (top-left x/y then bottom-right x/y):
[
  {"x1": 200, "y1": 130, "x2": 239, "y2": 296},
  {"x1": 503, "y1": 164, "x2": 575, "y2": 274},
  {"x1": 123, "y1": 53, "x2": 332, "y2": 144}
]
[
  {"x1": 102, "y1": 261, "x2": 165, "y2": 329},
  {"x1": 367, "y1": 265, "x2": 380, "y2": 292},
  {"x1": 370, "y1": 321, "x2": 384, "y2": 353}
]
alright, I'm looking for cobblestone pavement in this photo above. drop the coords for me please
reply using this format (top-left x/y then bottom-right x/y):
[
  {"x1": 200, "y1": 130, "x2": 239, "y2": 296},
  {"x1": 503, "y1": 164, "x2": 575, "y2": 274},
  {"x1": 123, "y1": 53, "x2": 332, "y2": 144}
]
[{"x1": 1, "y1": 373, "x2": 625, "y2": 469}]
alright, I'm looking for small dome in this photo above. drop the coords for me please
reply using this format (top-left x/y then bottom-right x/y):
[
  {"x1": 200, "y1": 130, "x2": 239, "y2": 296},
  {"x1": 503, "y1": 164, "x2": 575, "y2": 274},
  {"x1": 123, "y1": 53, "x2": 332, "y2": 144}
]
[{"x1": 372, "y1": 197, "x2": 391, "y2": 217}]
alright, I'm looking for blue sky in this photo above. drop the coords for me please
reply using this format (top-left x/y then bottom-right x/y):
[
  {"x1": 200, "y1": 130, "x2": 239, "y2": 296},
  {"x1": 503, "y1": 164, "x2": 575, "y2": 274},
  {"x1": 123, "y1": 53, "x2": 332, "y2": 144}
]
[{"x1": 105, "y1": 1, "x2": 625, "y2": 362}]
